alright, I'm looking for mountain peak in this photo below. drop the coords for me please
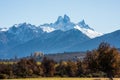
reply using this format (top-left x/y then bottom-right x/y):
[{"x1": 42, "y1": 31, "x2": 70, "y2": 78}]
[
  {"x1": 55, "y1": 16, "x2": 63, "y2": 24},
  {"x1": 78, "y1": 19, "x2": 86, "y2": 26},
  {"x1": 63, "y1": 14, "x2": 70, "y2": 22},
  {"x1": 7, "y1": 22, "x2": 38, "y2": 34},
  {"x1": 12, "y1": 23, "x2": 37, "y2": 30},
  {"x1": 55, "y1": 14, "x2": 70, "y2": 24},
  {"x1": 78, "y1": 20, "x2": 94, "y2": 30},
  {"x1": 41, "y1": 15, "x2": 102, "y2": 38},
  {"x1": 57, "y1": 16, "x2": 63, "y2": 22},
  {"x1": 80, "y1": 19, "x2": 85, "y2": 24},
  {"x1": 13, "y1": 22, "x2": 28, "y2": 28}
]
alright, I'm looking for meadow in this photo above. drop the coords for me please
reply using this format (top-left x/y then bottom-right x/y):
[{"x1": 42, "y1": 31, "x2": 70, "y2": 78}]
[{"x1": 8, "y1": 78, "x2": 120, "y2": 80}]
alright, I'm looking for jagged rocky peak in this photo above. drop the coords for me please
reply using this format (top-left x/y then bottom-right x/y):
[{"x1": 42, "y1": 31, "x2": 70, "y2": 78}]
[
  {"x1": 77, "y1": 19, "x2": 94, "y2": 30},
  {"x1": 57, "y1": 16, "x2": 63, "y2": 22},
  {"x1": 13, "y1": 22, "x2": 27, "y2": 28},
  {"x1": 55, "y1": 14, "x2": 71, "y2": 24},
  {"x1": 10, "y1": 22, "x2": 37, "y2": 30},
  {"x1": 63, "y1": 14, "x2": 70, "y2": 23},
  {"x1": 7, "y1": 22, "x2": 39, "y2": 34},
  {"x1": 79, "y1": 19, "x2": 85, "y2": 25},
  {"x1": 14, "y1": 22, "x2": 36, "y2": 29}
]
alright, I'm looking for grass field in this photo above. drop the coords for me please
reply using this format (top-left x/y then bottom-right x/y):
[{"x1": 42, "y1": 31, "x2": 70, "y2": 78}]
[
  {"x1": 8, "y1": 78, "x2": 120, "y2": 80},
  {"x1": 0, "y1": 61, "x2": 16, "y2": 64}
]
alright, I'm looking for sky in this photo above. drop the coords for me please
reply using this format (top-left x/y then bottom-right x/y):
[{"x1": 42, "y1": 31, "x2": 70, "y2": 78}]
[{"x1": 0, "y1": 0, "x2": 120, "y2": 33}]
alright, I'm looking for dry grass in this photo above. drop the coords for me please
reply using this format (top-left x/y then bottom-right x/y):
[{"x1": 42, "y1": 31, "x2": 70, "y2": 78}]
[
  {"x1": 0, "y1": 61, "x2": 16, "y2": 64},
  {"x1": 7, "y1": 78, "x2": 120, "y2": 80}
]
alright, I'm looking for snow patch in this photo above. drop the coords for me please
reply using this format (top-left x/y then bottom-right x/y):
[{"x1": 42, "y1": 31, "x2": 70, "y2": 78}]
[
  {"x1": 74, "y1": 25, "x2": 103, "y2": 38},
  {"x1": 41, "y1": 26, "x2": 55, "y2": 33},
  {"x1": 0, "y1": 28, "x2": 9, "y2": 32}
]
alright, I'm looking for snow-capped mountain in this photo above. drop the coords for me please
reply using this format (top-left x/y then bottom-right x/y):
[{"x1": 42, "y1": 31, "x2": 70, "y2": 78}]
[
  {"x1": 0, "y1": 14, "x2": 106, "y2": 58},
  {"x1": 0, "y1": 23, "x2": 44, "y2": 54},
  {"x1": 1, "y1": 28, "x2": 120, "y2": 58},
  {"x1": 40, "y1": 15, "x2": 102, "y2": 38},
  {"x1": 7, "y1": 23, "x2": 44, "y2": 42},
  {"x1": 40, "y1": 15, "x2": 75, "y2": 32},
  {"x1": 0, "y1": 15, "x2": 101, "y2": 40}
]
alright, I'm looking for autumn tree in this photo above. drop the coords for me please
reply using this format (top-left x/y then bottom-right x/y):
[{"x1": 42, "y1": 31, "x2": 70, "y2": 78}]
[
  {"x1": 0, "y1": 64, "x2": 13, "y2": 79},
  {"x1": 84, "y1": 42, "x2": 120, "y2": 77},
  {"x1": 66, "y1": 60, "x2": 78, "y2": 77},
  {"x1": 41, "y1": 57, "x2": 55, "y2": 77},
  {"x1": 56, "y1": 61, "x2": 68, "y2": 77},
  {"x1": 76, "y1": 60, "x2": 84, "y2": 77},
  {"x1": 13, "y1": 58, "x2": 42, "y2": 78},
  {"x1": 84, "y1": 50, "x2": 100, "y2": 73},
  {"x1": 97, "y1": 42, "x2": 120, "y2": 77}
]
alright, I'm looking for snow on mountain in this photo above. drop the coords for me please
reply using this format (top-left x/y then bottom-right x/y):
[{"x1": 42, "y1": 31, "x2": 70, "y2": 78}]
[
  {"x1": 74, "y1": 25, "x2": 102, "y2": 38},
  {"x1": 5, "y1": 29, "x2": 90, "y2": 58},
  {"x1": 8, "y1": 23, "x2": 39, "y2": 34},
  {"x1": 0, "y1": 15, "x2": 103, "y2": 49},
  {"x1": 0, "y1": 15, "x2": 105, "y2": 58},
  {"x1": 40, "y1": 26, "x2": 55, "y2": 33},
  {"x1": 3, "y1": 23, "x2": 44, "y2": 44},
  {"x1": 0, "y1": 15, "x2": 102, "y2": 39},
  {"x1": 40, "y1": 15, "x2": 102, "y2": 38},
  {"x1": 67, "y1": 30, "x2": 120, "y2": 52},
  {"x1": 75, "y1": 20, "x2": 103, "y2": 38},
  {"x1": 0, "y1": 28, "x2": 9, "y2": 32},
  {"x1": 52, "y1": 15, "x2": 75, "y2": 31},
  {"x1": 40, "y1": 14, "x2": 75, "y2": 31}
]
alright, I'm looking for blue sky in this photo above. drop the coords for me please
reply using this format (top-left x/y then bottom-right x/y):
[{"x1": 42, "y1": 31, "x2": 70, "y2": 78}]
[{"x1": 0, "y1": 0, "x2": 120, "y2": 33}]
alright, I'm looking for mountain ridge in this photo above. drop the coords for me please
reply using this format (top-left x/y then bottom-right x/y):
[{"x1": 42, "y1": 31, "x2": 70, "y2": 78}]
[{"x1": 0, "y1": 15, "x2": 119, "y2": 58}]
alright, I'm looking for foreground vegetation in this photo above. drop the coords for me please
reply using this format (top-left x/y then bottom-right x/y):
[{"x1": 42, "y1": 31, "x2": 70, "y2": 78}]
[
  {"x1": 7, "y1": 78, "x2": 120, "y2": 80},
  {"x1": 0, "y1": 42, "x2": 120, "y2": 79}
]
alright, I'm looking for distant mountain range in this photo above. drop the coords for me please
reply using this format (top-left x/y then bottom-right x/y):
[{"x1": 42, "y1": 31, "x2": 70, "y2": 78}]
[{"x1": 0, "y1": 15, "x2": 119, "y2": 58}]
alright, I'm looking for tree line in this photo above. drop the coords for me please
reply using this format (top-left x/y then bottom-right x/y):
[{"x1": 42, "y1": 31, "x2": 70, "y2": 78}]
[{"x1": 0, "y1": 42, "x2": 120, "y2": 79}]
